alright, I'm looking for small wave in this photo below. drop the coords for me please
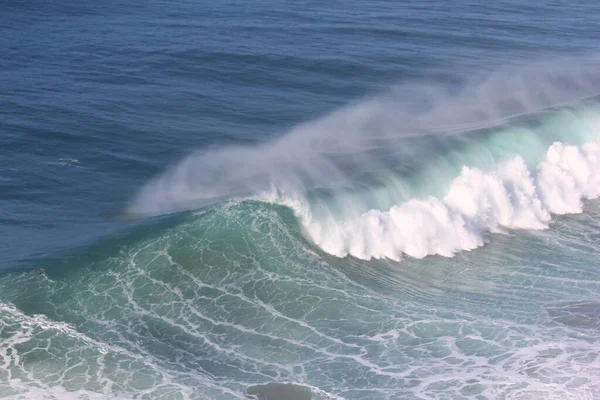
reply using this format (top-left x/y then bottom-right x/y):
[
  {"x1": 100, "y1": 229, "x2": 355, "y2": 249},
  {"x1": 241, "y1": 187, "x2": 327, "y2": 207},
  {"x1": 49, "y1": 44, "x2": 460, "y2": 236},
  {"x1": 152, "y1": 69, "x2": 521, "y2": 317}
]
[{"x1": 55, "y1": 158, "x2": 81, "y2": 167}]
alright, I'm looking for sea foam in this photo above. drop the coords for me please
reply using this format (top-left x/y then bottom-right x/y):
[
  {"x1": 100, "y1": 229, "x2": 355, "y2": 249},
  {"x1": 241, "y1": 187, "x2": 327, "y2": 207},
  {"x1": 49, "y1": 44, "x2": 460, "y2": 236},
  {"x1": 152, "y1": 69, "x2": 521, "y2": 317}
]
[{"x1": 272, "y1": 141, "x2": 600, "y2": 260}]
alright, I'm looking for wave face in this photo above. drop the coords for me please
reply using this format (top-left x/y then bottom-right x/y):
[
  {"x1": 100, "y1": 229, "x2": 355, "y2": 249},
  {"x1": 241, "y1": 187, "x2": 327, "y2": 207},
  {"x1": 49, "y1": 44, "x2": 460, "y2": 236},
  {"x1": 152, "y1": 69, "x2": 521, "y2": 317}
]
[{"x1": 2, "y1": 199, "x2": 600, "y2": 399}]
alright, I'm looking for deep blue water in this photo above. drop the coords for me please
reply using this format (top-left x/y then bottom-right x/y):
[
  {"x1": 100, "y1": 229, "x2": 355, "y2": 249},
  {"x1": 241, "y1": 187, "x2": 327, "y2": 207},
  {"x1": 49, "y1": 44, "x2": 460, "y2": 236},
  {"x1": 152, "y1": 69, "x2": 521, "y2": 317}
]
[{"x1": 1, "y1": 1, "x2": 600, "y2": 399}]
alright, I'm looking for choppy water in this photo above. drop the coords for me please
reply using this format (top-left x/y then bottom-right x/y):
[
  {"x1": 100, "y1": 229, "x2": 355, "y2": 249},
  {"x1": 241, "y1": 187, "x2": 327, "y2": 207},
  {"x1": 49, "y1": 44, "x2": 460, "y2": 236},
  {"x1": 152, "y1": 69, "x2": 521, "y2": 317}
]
[{"x1": 1, "y1": 1, "x2": 600, "y2": 399}]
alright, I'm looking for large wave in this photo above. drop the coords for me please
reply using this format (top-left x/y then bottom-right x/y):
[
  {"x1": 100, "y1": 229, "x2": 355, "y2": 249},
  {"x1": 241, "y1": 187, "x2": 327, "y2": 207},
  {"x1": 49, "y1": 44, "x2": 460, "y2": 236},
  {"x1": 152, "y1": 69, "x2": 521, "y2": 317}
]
[{"x1": 129, "y1": 57, "x2": 600, "y2": 260}]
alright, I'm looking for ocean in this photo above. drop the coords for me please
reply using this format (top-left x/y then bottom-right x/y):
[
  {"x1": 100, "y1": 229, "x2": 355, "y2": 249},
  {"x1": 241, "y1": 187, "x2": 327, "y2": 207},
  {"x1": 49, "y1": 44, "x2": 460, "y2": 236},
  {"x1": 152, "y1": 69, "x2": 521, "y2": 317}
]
[{"x1": 1, "y1": 1, "x2": 600, "y2": 399}]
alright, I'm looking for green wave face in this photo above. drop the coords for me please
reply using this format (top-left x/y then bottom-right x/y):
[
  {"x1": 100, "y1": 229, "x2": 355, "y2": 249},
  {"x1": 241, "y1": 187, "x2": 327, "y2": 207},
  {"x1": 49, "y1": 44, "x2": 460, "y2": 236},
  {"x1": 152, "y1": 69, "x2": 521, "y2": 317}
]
[{"x1": 2, "y1": 196, "x2": 600, "y2": 399}]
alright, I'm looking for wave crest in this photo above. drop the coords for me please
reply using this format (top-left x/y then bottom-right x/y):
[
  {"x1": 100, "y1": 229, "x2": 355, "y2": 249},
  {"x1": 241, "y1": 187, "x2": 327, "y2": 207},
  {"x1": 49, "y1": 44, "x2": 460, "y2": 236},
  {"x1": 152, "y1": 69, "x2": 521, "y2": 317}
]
[{"x1": 275, "y1": 141, "x2": 600, "y2": 260}]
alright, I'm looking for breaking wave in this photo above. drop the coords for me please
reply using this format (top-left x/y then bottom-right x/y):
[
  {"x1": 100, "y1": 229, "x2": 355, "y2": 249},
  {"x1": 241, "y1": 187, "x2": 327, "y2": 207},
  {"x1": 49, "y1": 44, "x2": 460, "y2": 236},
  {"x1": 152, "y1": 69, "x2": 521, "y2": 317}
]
[{"x1": 129, "y1": 58, "x2": 600, "y2": 261}]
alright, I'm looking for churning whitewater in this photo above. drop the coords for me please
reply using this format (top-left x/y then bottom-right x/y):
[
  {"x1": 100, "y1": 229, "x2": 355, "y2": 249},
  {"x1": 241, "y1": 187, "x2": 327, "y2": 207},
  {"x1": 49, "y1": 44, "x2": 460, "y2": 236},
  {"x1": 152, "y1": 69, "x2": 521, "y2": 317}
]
[{"x1": 284, "y1": 140, "x2": 600, "y2": 260}]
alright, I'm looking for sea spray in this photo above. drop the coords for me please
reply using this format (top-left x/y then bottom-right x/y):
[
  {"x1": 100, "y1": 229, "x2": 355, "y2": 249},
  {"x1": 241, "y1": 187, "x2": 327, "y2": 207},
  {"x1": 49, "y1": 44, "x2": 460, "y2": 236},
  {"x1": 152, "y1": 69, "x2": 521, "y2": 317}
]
[{"x1": 129, "y1": 59, "x2": 600, "y2": 218}]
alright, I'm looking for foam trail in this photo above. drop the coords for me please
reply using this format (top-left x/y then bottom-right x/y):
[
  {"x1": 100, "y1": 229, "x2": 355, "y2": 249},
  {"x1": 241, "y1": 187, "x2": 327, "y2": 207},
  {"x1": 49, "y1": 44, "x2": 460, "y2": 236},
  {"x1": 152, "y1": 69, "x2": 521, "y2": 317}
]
[
  {"x1": 129, "y1": 57, "x2": 600, "y2": 217},
  {"x1": 280, "y1": 141, "x2": 600, "y2": 260}
]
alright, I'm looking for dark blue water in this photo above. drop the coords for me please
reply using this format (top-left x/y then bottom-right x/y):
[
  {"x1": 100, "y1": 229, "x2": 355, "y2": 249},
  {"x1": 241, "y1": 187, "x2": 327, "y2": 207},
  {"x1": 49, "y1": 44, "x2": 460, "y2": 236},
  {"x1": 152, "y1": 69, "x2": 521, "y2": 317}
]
[{"x1": 1, "y1": 1, "x2": 600, "y2": 399}]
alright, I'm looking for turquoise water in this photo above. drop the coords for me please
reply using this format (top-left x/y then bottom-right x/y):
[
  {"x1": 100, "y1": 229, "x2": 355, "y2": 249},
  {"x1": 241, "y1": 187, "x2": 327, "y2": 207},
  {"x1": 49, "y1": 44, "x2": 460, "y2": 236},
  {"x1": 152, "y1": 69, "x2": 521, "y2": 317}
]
[
  {"x1": 2, "y1": 195, "x2": 600, "y2": 399},
  {"x1": 2, "y1": 1, "x2": 600, "y2": 399}
]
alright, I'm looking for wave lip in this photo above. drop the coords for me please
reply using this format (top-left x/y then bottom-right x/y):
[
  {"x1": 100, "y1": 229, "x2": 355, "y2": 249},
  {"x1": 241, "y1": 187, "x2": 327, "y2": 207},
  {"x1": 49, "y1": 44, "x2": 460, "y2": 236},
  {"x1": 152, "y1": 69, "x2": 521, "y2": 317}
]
[{"x1": 294, "y1": 141, "x2": 600, "y2": 261}]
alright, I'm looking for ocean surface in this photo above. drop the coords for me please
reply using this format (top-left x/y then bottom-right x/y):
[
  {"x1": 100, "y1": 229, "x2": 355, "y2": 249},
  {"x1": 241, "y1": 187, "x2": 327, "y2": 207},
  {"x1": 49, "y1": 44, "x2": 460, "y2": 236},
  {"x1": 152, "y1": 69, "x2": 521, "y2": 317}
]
[{"x1": 1, "y1": 1, "x2": 600, "y2": 399}]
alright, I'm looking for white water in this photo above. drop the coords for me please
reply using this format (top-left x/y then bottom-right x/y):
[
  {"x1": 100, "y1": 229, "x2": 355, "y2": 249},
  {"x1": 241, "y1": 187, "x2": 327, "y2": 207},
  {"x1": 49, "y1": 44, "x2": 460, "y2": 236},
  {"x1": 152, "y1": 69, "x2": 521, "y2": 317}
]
[{"x1": 270, "y1": 141, "x2": 600, "y2": 260}]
